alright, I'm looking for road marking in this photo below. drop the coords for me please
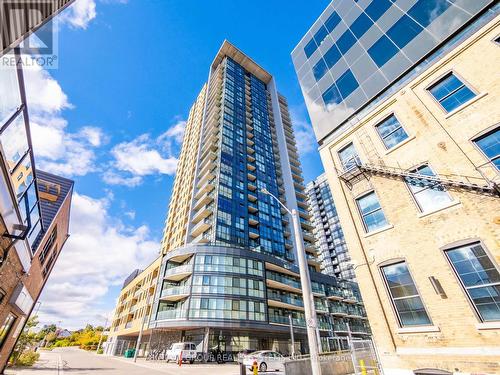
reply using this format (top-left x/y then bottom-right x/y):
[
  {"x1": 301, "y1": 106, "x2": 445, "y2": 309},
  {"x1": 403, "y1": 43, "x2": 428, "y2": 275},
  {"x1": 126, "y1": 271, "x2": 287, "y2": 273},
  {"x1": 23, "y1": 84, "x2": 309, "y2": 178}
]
[{"x1": 57, "y1": 355, "x2": 64, "y2": 375}]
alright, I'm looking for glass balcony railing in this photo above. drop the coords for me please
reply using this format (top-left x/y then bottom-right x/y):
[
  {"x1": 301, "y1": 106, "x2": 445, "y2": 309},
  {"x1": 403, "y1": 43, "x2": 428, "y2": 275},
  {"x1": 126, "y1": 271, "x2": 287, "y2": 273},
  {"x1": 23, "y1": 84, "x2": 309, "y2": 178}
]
[
  {"x1": 269, "y1": 315, "x2": 306, "y2": 327},
  {"x1": 160, "y1": 285, "x2": 190, "y2": 298},
  {"x1": 268, "y1": 291, "x2": 304, "y2": 308},
  {"x1": 267, "y1": 271, "x2": 301, "y2": 290},
  {"x1": 156, "y1": 309, "x2": 187, "y2": 321},
  {"x1": 164, "y1": 263, "x2": 193, "y2": 278},
  {"x1": 329, "y1": 303, "x2": 349, "y2": 315}
]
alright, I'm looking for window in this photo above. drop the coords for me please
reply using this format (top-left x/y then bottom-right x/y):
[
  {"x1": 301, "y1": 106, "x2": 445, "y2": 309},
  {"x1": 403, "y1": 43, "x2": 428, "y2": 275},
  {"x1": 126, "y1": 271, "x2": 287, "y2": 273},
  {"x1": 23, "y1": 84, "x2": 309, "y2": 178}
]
[
  {"x1": 323, "y1": 45, "x2": 341, "y2": 69},
  {"x1": 312, "y1": 59, "x2": 329, "y2": 81},
  {"x1": 336, "y1": 70, "x2": 359, "y2": 99},
  {"x1": 338, "y1": 143, "x2": 360, "y2": 171},
  {"x1": 365, "y1": 0, "x2": 392, "y2": 22},
  {"x1": 324, "y1": 11, "x2": 341, "y2": 32},
  {"x1": 322, "y1": 84, "x2": 342, "y2": 106},
  {"x1": 313, "y1": 25, "x2": 329, "y2": 47},
  {"x1": 39, "y1": 227, "x2": 57, "y2": 263},
  {"x1": 368, "y1": 35, "x2": 399, "y2": 68},
  {"x1": 428, "y1": 73, "x2": 476, "y2": 112},
  {"x1": 375, "y1": 115, "x2": 408, "y2": 149},
  {"x1": 445, "y1": 243, "x2": 500, "y2": 322},
  {"x1": 386, "y1": 15, "x2": 422, "y2": 49},
  {"x1": 350, "y1": 12, "x2": 373, "y2": 39},
  {"x1": 356, "y1": 191, "x2": 388, "y2": 232},
  {"x1": 381, "y1": 262, "x2": 431, "y2": 327},
  {"x1": 336, "y1": 29, "x2": 356, "y2": 54},
  {"x1": 408, "y1": 0, "x2": 452, "y2": 28},
  {"x1": 0, "y1": 313, "x2": 17, "y2": 349},
  {"x1": 474, "y1": 128, "x2": 500, "y2": 171},
  {"x1": 405, "y1": 165, "x2": 453, "y2": 213},
  {"x1": 304, "y1": 39, "x2": 317, "y2": 58}
]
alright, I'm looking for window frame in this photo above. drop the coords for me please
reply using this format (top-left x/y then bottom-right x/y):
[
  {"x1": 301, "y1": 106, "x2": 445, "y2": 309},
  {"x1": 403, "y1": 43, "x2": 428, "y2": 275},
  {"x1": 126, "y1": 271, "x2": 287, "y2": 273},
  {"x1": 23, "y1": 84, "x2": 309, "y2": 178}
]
[
  {"x1": 426, "y1": 70, "x2": 477, "y2": 113},
  {"x1": 442, "y1": 240, "x2": 500, "y2": 323},
  {"x1": 0, "y1": 312, "x2": 17, "y2": 350},
  {"x1": 404, "y1": 163, "x2": 453, "y2": 213},
  {"x1": 379, "y1": 259, "x2": 433, "y2": 328},
  {"x1": 337, "y1": 141, "x2": 360, "y2": 172},
  {"x1": 471, "y1": 124, "x2": 500, "y2": 172},
  {"x1": 374, "y1": 113, "x2": 410, "y2": 150},
  {"x1": 355, "y1": 190, "x2": 388, "y2": 233}
]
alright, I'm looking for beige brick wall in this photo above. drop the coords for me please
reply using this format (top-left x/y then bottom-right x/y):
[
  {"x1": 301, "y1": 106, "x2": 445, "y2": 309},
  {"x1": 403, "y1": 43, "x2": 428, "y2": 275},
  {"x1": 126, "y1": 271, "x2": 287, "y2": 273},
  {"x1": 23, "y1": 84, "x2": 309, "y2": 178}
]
[{"x1": 320, "y1": 16, "x2": 500, "y2": 375}]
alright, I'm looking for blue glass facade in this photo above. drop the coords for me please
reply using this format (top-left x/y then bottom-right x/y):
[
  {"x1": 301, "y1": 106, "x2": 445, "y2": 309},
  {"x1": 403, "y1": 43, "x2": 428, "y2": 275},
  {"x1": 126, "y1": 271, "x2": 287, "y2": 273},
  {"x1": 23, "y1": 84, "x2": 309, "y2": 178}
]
[{"x1": 292, "y1": 0, "x2": 497, "y2": 143}]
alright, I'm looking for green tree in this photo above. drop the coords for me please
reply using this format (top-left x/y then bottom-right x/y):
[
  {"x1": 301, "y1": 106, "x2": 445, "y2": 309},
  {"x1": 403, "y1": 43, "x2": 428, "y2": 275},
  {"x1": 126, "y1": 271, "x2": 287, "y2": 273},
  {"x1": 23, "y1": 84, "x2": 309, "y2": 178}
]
[{"x1": 11, "y1": 316, "x2": 39, "y2": 365}]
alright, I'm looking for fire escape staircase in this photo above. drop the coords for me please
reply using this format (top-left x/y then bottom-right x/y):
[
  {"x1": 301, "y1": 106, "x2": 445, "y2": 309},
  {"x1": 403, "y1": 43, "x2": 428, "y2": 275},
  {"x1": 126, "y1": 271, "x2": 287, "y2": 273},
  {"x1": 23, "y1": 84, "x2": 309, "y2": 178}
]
[{"x1": 339, "y1": 160, "x2": 500, "y2": 197}]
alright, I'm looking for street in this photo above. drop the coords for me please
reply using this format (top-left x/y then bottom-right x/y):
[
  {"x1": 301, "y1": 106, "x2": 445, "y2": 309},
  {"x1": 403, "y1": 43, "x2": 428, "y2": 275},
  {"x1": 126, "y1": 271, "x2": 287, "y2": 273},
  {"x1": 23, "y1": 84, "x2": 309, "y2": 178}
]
[{"x1": 5, "y1": 347, "x2": 283, "y2": 375}]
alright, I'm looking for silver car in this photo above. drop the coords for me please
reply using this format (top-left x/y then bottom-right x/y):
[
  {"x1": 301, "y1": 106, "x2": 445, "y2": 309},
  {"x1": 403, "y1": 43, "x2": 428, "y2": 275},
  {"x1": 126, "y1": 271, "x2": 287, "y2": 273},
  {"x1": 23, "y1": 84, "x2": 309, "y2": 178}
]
[{"x1": 243, "y1": 350, "x2": 285, "y2": 372}]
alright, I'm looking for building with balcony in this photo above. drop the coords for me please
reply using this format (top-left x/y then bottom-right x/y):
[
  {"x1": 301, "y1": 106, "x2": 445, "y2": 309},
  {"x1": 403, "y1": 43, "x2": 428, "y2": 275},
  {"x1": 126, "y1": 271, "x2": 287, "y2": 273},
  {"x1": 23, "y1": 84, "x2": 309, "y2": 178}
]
[
  {"x1": 293, "y1": 1, "x2": 500, "y2": 374},
  {"x1": 0, "y1": 50, "x2": 73, "y2": 372},
  {"x1": 306, "y1": 173, "x2": 354, "y2": 281},
  {"x1": 106, "y1": 41, "x2": 369, "y2": 359}
]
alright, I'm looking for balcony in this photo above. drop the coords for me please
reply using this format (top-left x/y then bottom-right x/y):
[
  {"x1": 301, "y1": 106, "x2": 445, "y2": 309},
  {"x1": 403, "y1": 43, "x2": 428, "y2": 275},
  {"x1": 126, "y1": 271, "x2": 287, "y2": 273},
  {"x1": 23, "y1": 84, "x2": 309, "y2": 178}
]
[
  {"x1": 156, "y1": 309, "x2": 187, "y2": 321},
  {"x1": 269, "y1": 315, "x2": 306, "y2": 328},
  {"x1": 190, "y1": 216, "x2": 212, "y2": 237},
  {"x1": 248, "y1": 202, "x2": 258, "y2": 213},
  {"x1": 124, "y1": 322, "x2": 133, "y2": 329},
  {"x1": 160, "y1": 285, "x2": 190, "y2": 302},
  {"x1": 197, "y1": 167, "x2": 216, "y2": 188},
  {"x1": 314, "y1": 301, "x2": 329, "y2": 314},
  {"x1": 164, "y1": 263, "x2": 193, "y2": 282},
  {"x1": 329, "y1": 303, "x2": 349, "y2": 316},
  {"x1": 247, "y1": 163, "x2": 256, "y2": 172},
  {"x1": 268, "y1": 291, "x2": 304, "y2": 310},
  {"x1": 193, "y1": 191, "x2": 214, "y2": 211},
  {"x1": 249, "y1": 227, "x2": 259, "y2": 239},
  {"x1": 248, "y1": 214, "x2": 259, "y2": 226},
  {"x1": 248, "y1": 182, "x2": 257, "y2": 191},
  {"x1": 247, "y1": 193, "x2": 257, "y2": 202},
  {"x1": 192, "y1": 231, "x2": 211, "y2": 244},
  {"x1": 195, "y1": 179, "x2": 215, "y2": 200},
  {"x1": 191, "y1": 203, "x2": 213, "y2": 224},
  {"x1": 247, "y1": 172, "x2": 256, "y2": 181},
  {"x1": 267, "y1": 271, "x2": 301, "y2": 293}
]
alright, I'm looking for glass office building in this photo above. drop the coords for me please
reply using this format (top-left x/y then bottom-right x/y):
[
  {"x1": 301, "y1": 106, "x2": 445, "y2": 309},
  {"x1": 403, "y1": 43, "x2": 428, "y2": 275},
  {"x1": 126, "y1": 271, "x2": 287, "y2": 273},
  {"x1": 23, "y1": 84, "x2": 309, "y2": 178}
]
[
  {"x1": 306, "y1": 174, "x2": 355, "y2": 281},
  {"x1": 291, "y1": 0, "x2": 497, "y2": 144},
  {"x1": 121, "y1": 41, "x2": 371, "y2": 357}
]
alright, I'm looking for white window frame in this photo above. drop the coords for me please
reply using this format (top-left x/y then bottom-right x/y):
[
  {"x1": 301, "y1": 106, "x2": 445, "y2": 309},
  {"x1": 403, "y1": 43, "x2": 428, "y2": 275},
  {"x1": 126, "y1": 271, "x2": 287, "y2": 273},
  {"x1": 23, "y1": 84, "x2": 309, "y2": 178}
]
[{"x1": 374, "y1": 113, "x2": 409, "y2": 150}]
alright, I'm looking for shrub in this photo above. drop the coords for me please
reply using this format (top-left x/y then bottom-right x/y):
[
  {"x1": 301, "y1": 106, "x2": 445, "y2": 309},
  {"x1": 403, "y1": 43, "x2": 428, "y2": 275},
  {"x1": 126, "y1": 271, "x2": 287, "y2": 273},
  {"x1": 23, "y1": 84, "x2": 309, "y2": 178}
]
[
  {"x1": 16, "y1": 351, "x2": 40, "y2": 367},
  {"x1": 97, "y1": 348, "x2": 103, "y2": 354}
]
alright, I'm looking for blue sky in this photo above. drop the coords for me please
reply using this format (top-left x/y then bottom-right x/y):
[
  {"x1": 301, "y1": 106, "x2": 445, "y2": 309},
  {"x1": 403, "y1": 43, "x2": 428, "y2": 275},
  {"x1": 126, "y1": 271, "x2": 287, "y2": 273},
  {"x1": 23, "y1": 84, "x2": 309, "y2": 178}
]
[{"x1": 29, "y1": 0, "x2": 329, "y2": 329}]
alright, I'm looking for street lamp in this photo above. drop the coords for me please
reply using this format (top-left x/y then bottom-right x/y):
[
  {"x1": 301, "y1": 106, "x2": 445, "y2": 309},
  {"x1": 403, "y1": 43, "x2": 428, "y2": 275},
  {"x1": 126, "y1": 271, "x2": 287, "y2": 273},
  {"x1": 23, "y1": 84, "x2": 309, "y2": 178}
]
[
  {"x1": 261, "y1": 188, "x2": 322, "y2": 375},
  {"x1": 133, "y1": 285, "x2": 153, "y2": 363}
]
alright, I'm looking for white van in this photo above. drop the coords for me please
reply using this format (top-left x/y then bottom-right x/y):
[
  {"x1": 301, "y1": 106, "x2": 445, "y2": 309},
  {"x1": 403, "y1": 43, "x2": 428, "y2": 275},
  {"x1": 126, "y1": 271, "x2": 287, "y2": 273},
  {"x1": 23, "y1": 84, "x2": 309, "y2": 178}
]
[{"x1": 166, "y1": 342, "x2": 197, "y2": 364}]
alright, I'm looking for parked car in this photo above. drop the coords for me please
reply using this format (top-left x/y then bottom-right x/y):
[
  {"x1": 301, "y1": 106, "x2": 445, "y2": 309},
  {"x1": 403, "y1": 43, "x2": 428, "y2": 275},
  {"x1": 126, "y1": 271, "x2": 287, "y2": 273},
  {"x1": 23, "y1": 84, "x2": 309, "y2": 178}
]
[
  {"x1": 165, "y1": 342, "x2": 197, "y2": 364},
  {"x1": 243, "y1": 350, "x2": 285, "y2": 372}
]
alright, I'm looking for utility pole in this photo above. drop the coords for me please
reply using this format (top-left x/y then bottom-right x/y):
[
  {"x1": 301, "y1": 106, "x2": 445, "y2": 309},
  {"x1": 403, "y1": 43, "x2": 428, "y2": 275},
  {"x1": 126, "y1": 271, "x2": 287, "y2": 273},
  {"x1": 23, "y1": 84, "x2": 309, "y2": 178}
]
[
  {"x1": 288, "y1": 314, "x2": 295, "y2": 358},
  {"x1": 96, "y1": 316, "x2": 108, "y2": 354},
  {"x1": 133, "y1": 288, "x2": 152, "y2": 363},
  {"x1": 261, "y1": 188, "x2": 322, "y2": 375}
]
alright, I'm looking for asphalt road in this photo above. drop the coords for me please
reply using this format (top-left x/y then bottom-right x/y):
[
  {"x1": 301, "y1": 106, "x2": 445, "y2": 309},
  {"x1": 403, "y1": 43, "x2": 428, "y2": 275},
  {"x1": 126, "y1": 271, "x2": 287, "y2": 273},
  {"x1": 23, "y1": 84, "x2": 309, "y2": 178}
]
[{"x1": 5, "y1": 347, "x2": 256, "y2": 375}]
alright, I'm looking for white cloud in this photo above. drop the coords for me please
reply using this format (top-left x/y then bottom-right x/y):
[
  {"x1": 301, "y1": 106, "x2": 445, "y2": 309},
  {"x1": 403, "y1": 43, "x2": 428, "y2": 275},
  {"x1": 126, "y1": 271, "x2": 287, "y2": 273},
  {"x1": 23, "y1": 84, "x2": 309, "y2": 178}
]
[
  {"x1": 59, "y1": 0, "x2": 97, "y2": 29},
  {"x1": 289, "y1": 106, "x2": 317, "y2": 155},
  {"x1": 103, "y1": 120, "x2": 185, "y2": 186},
  {"x1": 37, "y1": 193, "x2": 159, "y2": 329},
  {"x1": 23, "y1": 60, "x2": 105, "y2": 177}
]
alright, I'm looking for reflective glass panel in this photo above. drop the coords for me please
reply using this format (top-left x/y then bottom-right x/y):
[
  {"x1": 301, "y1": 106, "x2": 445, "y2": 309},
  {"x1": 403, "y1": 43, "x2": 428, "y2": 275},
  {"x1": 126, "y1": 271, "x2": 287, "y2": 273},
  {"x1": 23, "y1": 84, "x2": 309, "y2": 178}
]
[
  {"x1": 365, "y1": 0, "x2": 392, "y2": 22},
  {"x1": 304, "y1": 39, "x2": 318, "y2": 58},
  {"x1": 474, "y1": 128, "x2": 500, "y2": 170},
  {"x1": 382, "y1": 262, "x2": 432, "y2": 326},
  {"x1": 368, "y1": 35, "x2": 399, "y2": 67},
  {"x1": 325, "y1": 11, "x2": 341, "y2": 32},
  {"x1": 313, "y1": 59, "x2": 329, "y2": 81},
  {"x1": 324, "y1": 44, "x2": 342, "y2": 68},
  {"x1": 446, "y1": 243, "x2": 500, "y2": 321},
  {"x1": 314, "y1": 25, "x2": 329, "y2": 47},
  {"x1": 0, "y1": 58, "x2": 21, "y2": 125},
  {"x1": 387, "y1": 14, "x2": 423, "y2": 49},
  {"x1": 408, "y1": 0, "x2": 452, "y2": 28},
  {"x1": 322, "y1": 84, "x2": 342, "y2": 106},
  {"x1": 337, "y1": 29, "x2": 356, "y2": 54},
  {"x1": 350, "y1": 12, "x2": 373, "y2": 38},
  {"x1": 0, "y1": 112, "x2": 29, "y2": 171},
  {"x1": 336, "y1": 69, "x2": 359, "y2": 99}
]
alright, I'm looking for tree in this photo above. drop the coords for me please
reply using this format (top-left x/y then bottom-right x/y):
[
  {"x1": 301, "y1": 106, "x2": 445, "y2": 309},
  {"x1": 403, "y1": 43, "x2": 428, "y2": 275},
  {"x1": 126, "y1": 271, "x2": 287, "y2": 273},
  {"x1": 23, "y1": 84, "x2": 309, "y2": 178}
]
[
  {"x1": 11, "y1": 316, "x2": 39, "y2": 365},
  {"x1": 44, "y1": 332, "x2": 57, "y2": 346}
]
